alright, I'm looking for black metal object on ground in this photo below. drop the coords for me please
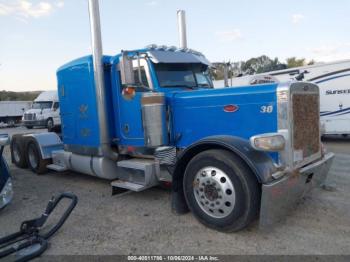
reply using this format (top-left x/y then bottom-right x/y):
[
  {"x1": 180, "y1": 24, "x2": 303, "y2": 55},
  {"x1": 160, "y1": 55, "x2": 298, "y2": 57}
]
[{"x1": 0, "y1": 192, "x2": 78, "y2": 262}]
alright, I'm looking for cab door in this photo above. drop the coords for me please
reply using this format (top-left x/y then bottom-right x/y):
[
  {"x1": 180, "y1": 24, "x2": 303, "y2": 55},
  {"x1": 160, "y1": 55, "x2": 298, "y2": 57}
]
[{"x1": 117, "y1": 57, "x2": 154, "y2": 146}]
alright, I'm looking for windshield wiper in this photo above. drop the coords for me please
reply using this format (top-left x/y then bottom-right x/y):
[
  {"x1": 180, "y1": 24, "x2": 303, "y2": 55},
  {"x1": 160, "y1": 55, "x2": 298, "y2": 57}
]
[{"x1": 197, "y1": 83, "x2": 210, "y2": 87}]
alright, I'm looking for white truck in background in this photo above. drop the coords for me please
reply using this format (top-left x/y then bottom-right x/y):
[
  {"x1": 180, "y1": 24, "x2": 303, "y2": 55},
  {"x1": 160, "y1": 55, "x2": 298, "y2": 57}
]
[
  {"x1": 22, "y1": 91, "x2": 61, "y2": 132},
  {"x1": 0, "y1": 101, "x2": 32, "y2": 127},
  {"x1": 215, "y1": 59, "x2": 350, "y2": 136}
]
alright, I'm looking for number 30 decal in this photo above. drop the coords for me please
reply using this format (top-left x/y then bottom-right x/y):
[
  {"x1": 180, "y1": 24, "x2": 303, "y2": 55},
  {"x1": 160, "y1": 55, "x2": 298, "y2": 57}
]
[{"x1": 260, "y1": 105, "x2": 273, "y2": 113}]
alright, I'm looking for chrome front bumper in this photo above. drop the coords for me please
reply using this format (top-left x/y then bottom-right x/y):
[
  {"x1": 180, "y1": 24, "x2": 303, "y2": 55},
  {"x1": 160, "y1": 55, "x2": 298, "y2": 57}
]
[
  {"x1": 23, "y1": 120, "x2": 47, "y2": 127},
  {"x1": 259, "y1": 152, "x2": 335, "y2": 228}
]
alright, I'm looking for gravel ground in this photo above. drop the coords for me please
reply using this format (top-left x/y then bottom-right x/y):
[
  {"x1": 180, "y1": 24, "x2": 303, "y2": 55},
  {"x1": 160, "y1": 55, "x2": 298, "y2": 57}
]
[{"x1": 0, "y1": 127, "x2": 349, "y2": 255}]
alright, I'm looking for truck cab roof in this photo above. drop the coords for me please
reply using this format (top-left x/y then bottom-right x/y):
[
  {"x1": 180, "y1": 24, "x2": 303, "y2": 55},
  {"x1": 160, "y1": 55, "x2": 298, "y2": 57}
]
[{"x1": 57, "y1": 45, "x2": 210, "y2": 73}]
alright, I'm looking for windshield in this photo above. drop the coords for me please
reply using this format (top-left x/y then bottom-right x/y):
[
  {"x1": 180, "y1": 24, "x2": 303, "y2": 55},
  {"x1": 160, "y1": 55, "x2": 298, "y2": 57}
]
[
  {"x1": 32, "y1": 101, "x2": 52, "y2": 109},
  {"x1": 154, "y1": 63, "x2": 213, "y2": 88}
]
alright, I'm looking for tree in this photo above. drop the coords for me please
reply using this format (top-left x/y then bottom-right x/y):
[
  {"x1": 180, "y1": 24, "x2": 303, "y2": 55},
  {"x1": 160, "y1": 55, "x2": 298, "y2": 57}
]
[
  {"x1": 307, "y1": 59, "x2": 316, "y2": 65},
  {"x1": 286, "y1": 57, "x2": 306, "y2": 68},
  {"x1": 240, "y1": 55, "x2": 286, "y2": 75}
]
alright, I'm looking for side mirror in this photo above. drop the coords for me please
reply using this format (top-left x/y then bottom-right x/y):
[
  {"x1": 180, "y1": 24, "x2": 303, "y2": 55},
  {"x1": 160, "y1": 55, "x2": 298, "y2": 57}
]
[
  {"x1": 0, "y1": 134, "x2": 10, "y2": 146},
  {"x1": 120, "y1": 52, "x2": 135, "y2": 86}
]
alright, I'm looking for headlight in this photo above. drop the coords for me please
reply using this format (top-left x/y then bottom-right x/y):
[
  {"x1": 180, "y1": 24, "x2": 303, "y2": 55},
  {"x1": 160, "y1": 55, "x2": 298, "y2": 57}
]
[
  {"x1": 250, "y1": 133, "x2": 285, "y2": 152},
  {"x1": 0, "y1": 178, "x2": 13, "y2": 209}
]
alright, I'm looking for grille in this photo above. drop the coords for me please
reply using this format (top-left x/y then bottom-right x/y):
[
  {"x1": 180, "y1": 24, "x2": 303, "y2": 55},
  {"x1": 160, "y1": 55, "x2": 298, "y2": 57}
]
[
  {"x1": 292, "y1": 93, "x2": 320, "y2": 163},
  {"x1": 24, "y1": 113, "x2": 36, "y2": 120},
  {"x1": 154, "y1": 146, "x2": 176, "y2": 165}
]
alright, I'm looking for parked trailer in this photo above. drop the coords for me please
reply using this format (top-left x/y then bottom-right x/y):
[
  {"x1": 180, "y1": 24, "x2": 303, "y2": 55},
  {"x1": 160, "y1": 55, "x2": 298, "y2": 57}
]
[
  {"x1": 11, "y1": 1, "x2": 334, "y2": 232},
  {"x1": 217, "y1": 60, "x2": 350, "y2": 136},
  {"x1": 0, "y1": 101, "x2": 31, "y2": 127}
]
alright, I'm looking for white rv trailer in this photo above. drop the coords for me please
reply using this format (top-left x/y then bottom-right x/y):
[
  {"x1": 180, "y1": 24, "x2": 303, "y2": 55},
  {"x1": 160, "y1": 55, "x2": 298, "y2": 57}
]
[{"x1": 214, "y1": 59, "x2": 350, "y2": 136}]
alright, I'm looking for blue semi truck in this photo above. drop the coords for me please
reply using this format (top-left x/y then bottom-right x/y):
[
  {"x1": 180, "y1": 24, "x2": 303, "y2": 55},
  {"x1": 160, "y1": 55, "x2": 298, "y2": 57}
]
[{"x1": 10, "y1": 1, "x2": 334, "y2": 231}]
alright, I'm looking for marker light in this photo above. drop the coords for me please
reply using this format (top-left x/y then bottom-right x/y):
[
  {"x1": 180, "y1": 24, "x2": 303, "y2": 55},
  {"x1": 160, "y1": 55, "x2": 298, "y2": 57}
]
[
  {"x1": 122, "y1": 86, "x2": 136, "y2": 100},
  {"x1": 250, "y1": 133, "x2": 285, "y2": 152}
]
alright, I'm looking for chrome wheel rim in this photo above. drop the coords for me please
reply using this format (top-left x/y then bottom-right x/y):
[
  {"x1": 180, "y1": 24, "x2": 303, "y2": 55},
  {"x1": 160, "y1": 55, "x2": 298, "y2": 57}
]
[
  {"x1": 28, "y1": 145, "x2": 38, "y2": 169},
  {"x1": 193, "y1": 166, "x2": 236, "y2": 218},
  {"x1": 13, "y1": 144, "x2": 21, "y2": 163}
]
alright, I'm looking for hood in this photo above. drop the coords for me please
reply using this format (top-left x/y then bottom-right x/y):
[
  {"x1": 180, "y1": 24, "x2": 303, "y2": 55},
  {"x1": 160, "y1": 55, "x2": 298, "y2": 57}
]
[
  {"x1": 25, "y1": 109, "x2": 42, "y2": 114},
  {"x1": 24, "y1": 108, "x2": 52, "y2": 115},
  {"x1": 169, "y1": 84, "x2": 279, "y2": 147}
]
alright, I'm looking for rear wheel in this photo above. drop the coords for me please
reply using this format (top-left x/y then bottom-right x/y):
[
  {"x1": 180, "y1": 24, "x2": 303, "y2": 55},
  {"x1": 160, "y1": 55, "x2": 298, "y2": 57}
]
[
  {"x1": 183, "y1": 149, "x2": 260, "y2": 232},
  {"x1": 26, "y1": 140, "x2": 50, "y2": 174},
  {"x1": 10, "y1": 135, "x2": 27, "y2": 168}
]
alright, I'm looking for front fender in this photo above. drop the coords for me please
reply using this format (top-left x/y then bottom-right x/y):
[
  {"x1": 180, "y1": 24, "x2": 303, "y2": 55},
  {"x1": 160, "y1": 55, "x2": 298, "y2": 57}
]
[{"x1": 171, "y1": 135, "x2": 277, "y2": 214}]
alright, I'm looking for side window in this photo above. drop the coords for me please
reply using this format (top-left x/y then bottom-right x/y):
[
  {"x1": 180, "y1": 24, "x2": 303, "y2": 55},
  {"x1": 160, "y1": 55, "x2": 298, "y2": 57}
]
[
  {"x1": 131, "y1": 58, "x2": 150, "y2": 91},
  {"x1": 195, "y1": 73, "x2": 208, "y2": 85},
  {"x1": 53, "y1": 102, "x2": 59, "y2": 110},
  {"x1": 133, "y1": 66, "x2": 149, "y2": 87}
]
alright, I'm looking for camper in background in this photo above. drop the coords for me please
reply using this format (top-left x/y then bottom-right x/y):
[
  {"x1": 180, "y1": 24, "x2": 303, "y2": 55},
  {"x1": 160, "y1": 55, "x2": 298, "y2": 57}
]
[
  {"x1": 215, "y1": 59, "x2": 350, "y2": 136},
  {"x1": 22, "y1": 91, "x2": 61, "y2": 132}
]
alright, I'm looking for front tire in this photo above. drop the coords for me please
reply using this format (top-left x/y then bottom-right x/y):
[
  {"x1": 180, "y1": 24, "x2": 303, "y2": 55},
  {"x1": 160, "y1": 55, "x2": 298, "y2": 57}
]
[
  {"x1": 183, "y1": 149, "x2": 260, "y2": 232},
  {"x1": 26, "y1": 139, "x2": 50, "y2": 174},
  {"x1": 47, "y1": 118, "x2": 54, "y2": 132}
]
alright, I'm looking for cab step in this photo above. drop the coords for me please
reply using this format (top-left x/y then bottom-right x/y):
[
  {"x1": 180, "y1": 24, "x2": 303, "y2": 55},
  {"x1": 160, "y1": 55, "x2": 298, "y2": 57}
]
[
  {"x1": 111, "y1": 159, "x2": 159, "y2": 192},
  {"x1": 111, "y1": 180, "x2": 147, "y2": 192},
  {"x1": 47, "y1": 163, "x2": 68, "y2": 172}
]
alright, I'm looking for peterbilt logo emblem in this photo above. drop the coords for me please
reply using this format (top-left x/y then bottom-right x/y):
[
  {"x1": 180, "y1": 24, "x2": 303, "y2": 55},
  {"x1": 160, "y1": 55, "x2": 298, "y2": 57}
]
[{"x1": 223, "y1": 104, "x2": 239, "y2": 112}]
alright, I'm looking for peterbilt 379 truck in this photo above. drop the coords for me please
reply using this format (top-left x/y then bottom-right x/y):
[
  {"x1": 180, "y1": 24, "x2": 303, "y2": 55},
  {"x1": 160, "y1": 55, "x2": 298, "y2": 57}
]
[{"x1": 10, "y1": 1, "x2": 334, "y2": 232}]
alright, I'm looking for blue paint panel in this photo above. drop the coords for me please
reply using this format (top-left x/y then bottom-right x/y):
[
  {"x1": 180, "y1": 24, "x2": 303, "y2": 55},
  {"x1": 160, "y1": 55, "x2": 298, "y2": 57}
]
[
  {"x1": 170, "y1": 84, "x2": 278, "y2": 148},
  {"x1": 57, "y1": 55, "x2": 114, "y2": 150}
]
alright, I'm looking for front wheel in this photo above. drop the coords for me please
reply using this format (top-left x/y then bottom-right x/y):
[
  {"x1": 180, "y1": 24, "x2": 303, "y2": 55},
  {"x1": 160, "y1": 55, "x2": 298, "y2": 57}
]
[
  {"x1": 183, "y1": 149, "x2": 260, "y2": 232},
  {"x1": 47, "y1": 118, "x2": 54, "y2": 132}
]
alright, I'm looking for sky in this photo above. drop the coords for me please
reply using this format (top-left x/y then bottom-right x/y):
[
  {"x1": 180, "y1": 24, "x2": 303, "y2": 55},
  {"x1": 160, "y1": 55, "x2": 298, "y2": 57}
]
[{"x1": 1, "y1": 0, "x2": 350, "y2": 92}]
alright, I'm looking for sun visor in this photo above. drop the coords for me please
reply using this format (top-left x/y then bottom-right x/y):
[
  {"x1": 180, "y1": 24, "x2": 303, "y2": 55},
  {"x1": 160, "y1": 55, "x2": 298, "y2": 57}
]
[{"x1": 147, "y1": 50, "x2": 211, "y2": 66}]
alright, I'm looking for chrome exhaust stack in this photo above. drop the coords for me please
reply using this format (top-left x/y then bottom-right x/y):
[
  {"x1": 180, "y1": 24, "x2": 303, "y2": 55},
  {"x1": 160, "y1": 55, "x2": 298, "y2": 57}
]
[
  {"x1": 87, "y1": 0, "x2": 118, "y2": 160},
  {"x1": 177, "y1": 10, "x2": 187, "y2": 49}
]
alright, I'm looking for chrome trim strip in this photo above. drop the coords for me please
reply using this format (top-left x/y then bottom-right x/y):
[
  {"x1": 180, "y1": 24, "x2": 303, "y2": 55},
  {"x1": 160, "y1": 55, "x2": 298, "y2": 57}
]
[{"x1": 276, "y1": 82, "x2": 292, "y2": 167}]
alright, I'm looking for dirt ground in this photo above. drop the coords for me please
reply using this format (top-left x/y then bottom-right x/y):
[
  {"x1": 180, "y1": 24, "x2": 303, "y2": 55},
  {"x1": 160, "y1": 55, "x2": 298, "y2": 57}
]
[{"x1": 0, "y1": 127, "x2": 349, "y2": 255}]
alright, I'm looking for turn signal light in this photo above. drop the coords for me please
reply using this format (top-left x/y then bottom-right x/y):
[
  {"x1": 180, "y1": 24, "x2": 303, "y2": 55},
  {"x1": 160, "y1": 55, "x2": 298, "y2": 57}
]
[
  {"x1": 122, "y1": 86, "x2": 136, "y2": 100},
  {"x1": 250, "y1": 133, "x2": 285, "y2": 152}
]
